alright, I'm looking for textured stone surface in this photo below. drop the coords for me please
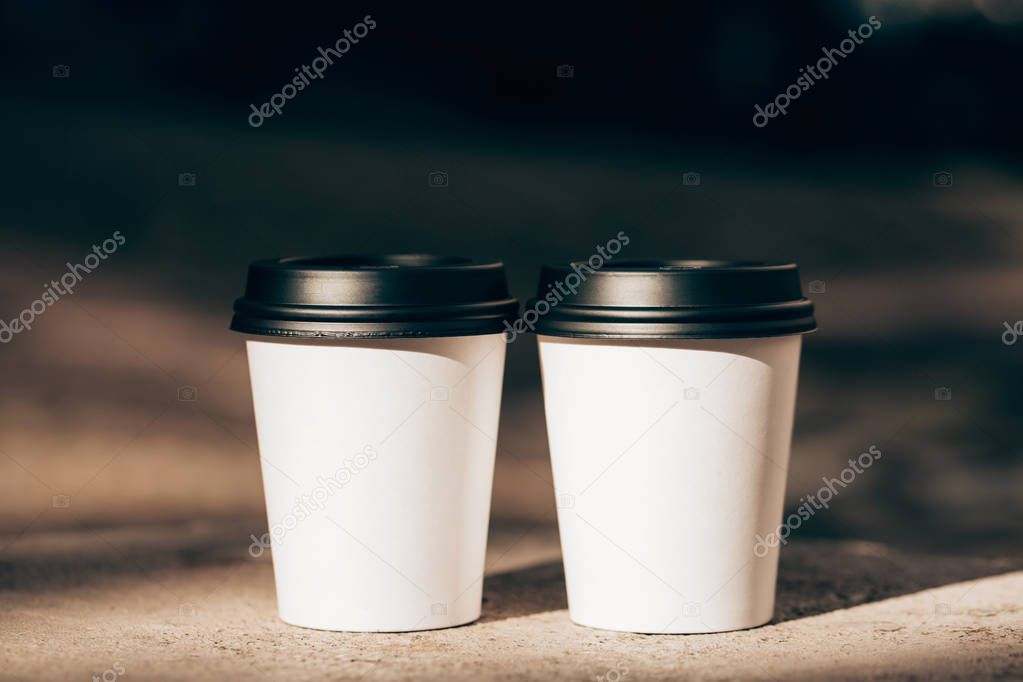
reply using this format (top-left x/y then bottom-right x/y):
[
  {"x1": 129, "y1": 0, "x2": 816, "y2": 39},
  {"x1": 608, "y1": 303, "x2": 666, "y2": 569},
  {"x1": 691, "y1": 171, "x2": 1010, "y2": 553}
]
[{"x1": 2, "y1": 521, "x2": 1020, "y2": 681}]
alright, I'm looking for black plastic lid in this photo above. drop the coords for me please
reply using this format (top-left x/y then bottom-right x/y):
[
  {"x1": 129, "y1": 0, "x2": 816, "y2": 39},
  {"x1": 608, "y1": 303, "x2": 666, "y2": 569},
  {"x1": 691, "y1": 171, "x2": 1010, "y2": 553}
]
[
  {"x1": 230, "y1": 254, "x2": 519, "y2": 339},
  {"x1": 529, "y1": 259, "x2": 817, "y2": 339}
]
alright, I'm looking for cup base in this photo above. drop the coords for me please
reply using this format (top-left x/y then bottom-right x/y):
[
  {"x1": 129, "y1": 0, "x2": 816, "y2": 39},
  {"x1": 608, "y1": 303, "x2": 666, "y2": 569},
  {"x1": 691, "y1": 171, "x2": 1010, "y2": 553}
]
[
  {"x1": 567, "y1": 612, "x2": 774, "y2": 635},
  {"x1": 278, "y1": 612, "x2": 481, "y2": 633}
]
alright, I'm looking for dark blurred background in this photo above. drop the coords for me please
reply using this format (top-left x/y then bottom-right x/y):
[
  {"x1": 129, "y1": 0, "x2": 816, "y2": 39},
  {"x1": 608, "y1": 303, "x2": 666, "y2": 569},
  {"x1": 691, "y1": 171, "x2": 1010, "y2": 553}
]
[{"x1": 1, "y1": 0, "x2": 1020, "y2": 556}]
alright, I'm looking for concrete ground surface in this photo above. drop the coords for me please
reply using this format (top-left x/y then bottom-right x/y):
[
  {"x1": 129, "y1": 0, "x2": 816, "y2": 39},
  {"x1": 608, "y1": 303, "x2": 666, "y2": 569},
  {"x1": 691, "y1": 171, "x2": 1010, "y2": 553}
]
[{"x1": 2, "y1": 521, "x2": 1020, "y2": 681}]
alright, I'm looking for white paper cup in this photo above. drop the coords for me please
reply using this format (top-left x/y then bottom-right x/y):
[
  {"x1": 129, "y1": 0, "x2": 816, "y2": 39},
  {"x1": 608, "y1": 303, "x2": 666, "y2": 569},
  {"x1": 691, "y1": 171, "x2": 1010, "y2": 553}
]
[
  {"x1": 231, "y1": 255, "x2": 517, "y2": 631},
  {"x1": 246, "y1": 334, "x2": 506, "y2": 631},
  {"x1": 530, "y1": 259, "x2": 816, "y2": 633},
  {"x1": 539, "y1": 334, "x2": 802, "y2": 633}
]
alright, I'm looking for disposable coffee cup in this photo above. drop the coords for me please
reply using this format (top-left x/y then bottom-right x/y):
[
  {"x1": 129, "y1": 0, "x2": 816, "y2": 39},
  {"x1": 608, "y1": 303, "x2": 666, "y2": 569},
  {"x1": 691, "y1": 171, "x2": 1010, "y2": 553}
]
[
  {"x1": 231, "y1": 255, "x2": 518, "y2": 631},
  {"x1": 531, "y1": 259, "x2": 817, "y2": 634}
]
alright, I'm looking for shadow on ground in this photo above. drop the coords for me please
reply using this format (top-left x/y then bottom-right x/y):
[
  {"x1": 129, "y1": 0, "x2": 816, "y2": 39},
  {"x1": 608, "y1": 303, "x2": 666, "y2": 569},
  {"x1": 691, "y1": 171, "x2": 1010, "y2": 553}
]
[{"x1": 479, "y1": 540, "x2": 1022, "y2": 625}]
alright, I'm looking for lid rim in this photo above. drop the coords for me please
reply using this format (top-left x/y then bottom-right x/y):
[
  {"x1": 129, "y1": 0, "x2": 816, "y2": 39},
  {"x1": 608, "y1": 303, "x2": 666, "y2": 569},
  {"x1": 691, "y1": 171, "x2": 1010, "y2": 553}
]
[
  {"x1": 531, "y1": 321, "x2": 818, "y2": 340},
  {"x1": 233, "y1": 297, "x2": 519, "y2": 319},
  {"x1": 230, "y1": 318, "x2": 512, "y2": 339},
  {"x1": 535, "y1": 327, "x2": 818, "y2": 340}
]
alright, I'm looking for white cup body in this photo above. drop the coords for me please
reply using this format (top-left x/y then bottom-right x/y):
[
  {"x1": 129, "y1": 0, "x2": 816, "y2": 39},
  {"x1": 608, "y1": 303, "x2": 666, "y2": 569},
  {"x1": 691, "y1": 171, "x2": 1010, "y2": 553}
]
[
  {"x1": 538, "y1": 333, "x2": 803, "y2": 633},
  {"x1": 245, "y1": 333, "x2": 506, "y2": 631}
]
